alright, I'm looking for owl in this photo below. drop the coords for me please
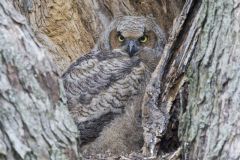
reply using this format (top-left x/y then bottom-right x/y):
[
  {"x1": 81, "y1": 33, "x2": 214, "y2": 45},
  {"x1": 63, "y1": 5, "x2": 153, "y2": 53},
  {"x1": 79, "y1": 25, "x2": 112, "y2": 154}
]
[{"x1": 62, "y1": 16, "x2": 166, "y2": 154}]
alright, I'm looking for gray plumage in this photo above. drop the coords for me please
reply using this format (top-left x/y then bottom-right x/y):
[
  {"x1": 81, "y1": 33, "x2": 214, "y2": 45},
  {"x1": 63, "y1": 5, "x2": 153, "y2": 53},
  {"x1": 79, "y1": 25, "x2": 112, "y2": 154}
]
[{"x1": 62, "y1": 16, "x2": 166, "y2": 154}]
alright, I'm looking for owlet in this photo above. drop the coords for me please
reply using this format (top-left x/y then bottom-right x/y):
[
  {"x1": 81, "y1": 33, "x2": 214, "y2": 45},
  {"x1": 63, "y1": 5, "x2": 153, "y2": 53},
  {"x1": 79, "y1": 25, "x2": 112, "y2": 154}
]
[{"x1": 62, "y1": 16, "x2": 166, "y2": 154}]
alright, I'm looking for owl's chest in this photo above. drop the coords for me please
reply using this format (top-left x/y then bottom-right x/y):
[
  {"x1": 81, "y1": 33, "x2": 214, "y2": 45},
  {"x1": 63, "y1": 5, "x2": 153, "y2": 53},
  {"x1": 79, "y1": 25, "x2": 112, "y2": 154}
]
[
  {"x1": 100, "y1": 57, "x2": 151, "y2": 95},
  {"x1": 85, "y1": 60, "x2": 151, "y2": 116},
  {"x1": 66, "y1": 57, "x2": 152, "y2": 122}
]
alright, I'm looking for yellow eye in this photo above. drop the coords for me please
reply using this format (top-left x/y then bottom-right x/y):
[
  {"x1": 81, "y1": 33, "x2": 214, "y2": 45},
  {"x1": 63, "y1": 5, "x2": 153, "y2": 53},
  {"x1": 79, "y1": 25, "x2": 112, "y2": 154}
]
[
  {"x1": 139, "y1": 35, "x2": 148, "y2": 43},
  {"x1": 118, "y1": 35, "x2": 125, "y2": 42}
]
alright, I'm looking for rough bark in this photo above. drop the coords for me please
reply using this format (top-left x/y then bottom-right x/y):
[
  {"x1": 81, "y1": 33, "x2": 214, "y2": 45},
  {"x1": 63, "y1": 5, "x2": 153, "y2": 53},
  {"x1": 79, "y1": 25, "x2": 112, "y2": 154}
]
[
  {"x1": 0, "y1": 1, "x2": 79, "y2": 160},
  {"x1": 141, "y1": 0, "x2": 201, "y2": 157},
  {"x1": 11, "y1": 0, "x2": 185, "y2": 72},
  {"x1": 140, "y1": 0, "x2": 240, "y2": 159},
  {"x1": 2, "y1": 0, "x2": 240, "y2": 160},
  {"x1": 179, "y1": 0, "x2": 240, "y2": 159}
]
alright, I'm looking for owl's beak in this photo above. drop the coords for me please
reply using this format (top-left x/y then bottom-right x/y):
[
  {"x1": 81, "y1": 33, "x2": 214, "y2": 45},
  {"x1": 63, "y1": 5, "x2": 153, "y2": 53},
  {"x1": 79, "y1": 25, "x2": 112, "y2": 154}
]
[{"x1": 127, "y1": 40, "x2": 139, "y2": 57}]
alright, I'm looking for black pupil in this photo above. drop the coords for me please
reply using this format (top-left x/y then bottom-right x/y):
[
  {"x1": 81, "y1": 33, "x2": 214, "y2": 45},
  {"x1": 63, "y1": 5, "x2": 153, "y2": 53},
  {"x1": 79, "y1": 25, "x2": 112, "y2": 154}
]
[
  {"x1": 140, "y1": 36, "x2": 146, "y2": 41},
  {"x1": 119, "y1": 35, "x2": 124, "y2": 40}
]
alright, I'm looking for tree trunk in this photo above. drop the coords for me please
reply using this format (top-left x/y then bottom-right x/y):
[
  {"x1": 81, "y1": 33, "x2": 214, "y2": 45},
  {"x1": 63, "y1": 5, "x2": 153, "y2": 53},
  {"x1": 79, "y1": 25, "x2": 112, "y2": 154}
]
[
  {"x1": 0, "y1": 1, "x2": 79, "y2": 160},
  {"x1": 179, "y1": 0, "x2": 240, "y2": 159},
  {"x1": 1, "y1": 0, "x2": 240, "y2": 159},
  {"x1": 140, "y1": 0, "x2": 240, "y2": 159}
]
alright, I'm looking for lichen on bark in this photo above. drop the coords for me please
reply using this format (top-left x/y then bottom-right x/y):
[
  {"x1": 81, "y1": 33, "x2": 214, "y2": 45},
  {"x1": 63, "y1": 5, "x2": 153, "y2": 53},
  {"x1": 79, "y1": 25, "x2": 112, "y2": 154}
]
[{"x1": 0, "y1": 1, "x2": 79, "y2": 160}]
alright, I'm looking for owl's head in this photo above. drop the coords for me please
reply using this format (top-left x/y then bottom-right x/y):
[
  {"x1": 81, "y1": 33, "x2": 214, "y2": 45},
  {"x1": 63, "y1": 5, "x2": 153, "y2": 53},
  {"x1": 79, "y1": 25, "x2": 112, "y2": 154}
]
[{"x1": 95, "y1": 16, "x2": 166, "y2": 58}]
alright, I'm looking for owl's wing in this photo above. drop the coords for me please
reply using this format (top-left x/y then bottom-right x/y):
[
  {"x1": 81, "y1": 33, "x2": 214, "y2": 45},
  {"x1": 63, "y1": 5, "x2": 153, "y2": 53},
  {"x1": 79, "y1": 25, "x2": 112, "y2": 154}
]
[{"x1": 62, "y1": 50, "x2": 143, "y2": 122}]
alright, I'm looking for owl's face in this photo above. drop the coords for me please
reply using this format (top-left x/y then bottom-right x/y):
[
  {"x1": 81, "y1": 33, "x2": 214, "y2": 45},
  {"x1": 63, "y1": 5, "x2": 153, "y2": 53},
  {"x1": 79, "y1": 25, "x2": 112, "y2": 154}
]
[
  {"x1": 95, "y1": 16, "x2": 166, "y2": 71},
  {"x1": 107, "y1": 16, "x2": 163, "y2": 58},
  {"x1": 109, "y1": 29, "x2": 157, "y2": 57}
]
